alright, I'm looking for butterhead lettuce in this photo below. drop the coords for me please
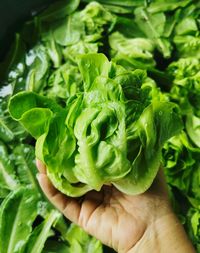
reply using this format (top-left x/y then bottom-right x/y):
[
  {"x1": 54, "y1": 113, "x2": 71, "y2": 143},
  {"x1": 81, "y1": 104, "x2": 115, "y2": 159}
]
[{"x1": 9, "y1": 53, "x2": 182, "y2": 196}]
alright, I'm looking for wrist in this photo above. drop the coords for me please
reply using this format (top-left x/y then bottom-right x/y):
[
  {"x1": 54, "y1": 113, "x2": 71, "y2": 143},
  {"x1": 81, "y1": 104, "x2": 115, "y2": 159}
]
[{"x1": 127, "y1": 212, "x2": 195, "y2": 253}]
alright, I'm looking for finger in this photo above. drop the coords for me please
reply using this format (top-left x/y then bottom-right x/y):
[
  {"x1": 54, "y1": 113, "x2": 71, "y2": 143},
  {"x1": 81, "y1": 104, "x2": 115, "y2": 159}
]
[
  {"x1": 36, "y1": 159, "x2": 46, "y2": 174},
  {"x1": 37, "y1": 173, "x2": 81, "y2": 224},
  {"x1": 78, "y1": 190, "x2": 103, "y2": 228}
]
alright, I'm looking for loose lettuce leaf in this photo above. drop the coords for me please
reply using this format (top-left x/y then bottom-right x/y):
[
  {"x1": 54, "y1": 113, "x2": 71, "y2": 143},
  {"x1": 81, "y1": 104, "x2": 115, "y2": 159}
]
[
  {"x1": 109, "y1": 32, "x2": 155, "y2": 69},
  {"x1": 79, "y1": 2, "x2": 116, "y2": 41},
  {"x1": 174, "y1": 35, "x2": 200, "y2": 59},
  {"x1": 63, "y1": 41, "x2": 98, "y2": 63},
  {"x1": 0, "y1": 99, "x2": 26, "y2": 143},
  {"x1": 186, "y1": 114, "x2": 200, "y2": 148},
  {"x1": 0, "y1": 187, "x2": 40, "y2": 253},
  {"x1": 12, "y1": 144, "x2": 38, "y2": 189},
  {"x1": 9, "y1": 53, "x2": 182, "y2": 196},
  {"x1": 163, "y1": 131, "x2": 200, "y2": 196},
  {"x1": 45, "y1": 62, "x2": 82, "y2": 101},
  {"x1": 175, "y1": 17, "x2": 198, "y2": 36},
  {"x1": 187, "y1": 207, "x2": 200, "y2": 251},
  {"x1": 148, "y1": 0, "x2": 192, "y2": 13},
  {"x1": 53, "y1": 2, "x2": 116, "y2": 46},
  {"x1": 0, "y1": 141, "x2": 19, "y2": 192},
  {"x1": 25, "y1": 210, "x2": 61, "y2": 253},
  {"x1": 134, "y1": 7, "x2": 172, "y2": 58},
  {"x1": 0, "y1": 117, "x2": 14, "y2": 142},
  {"x1": 168, "y1": 57, "x2": 200, "y2": 147},
  {"x1": 66, "y1": 223, "x2": 103, "y2": 253},
  {"x1": 173, "y1": 6, "x2": 200, "y2": 58},
  {"x1": 25, "y1": 45, "x2": 50, "y2": 93},
  {"x1": 191, "y1": 209, "x2": 200, "y2": 236},
  {"x1": 38, "y1": 0, "x2": 80, "y2": 23},
  {"x1": 0, "y1": 115, "x2": 26, "y2": 143},
  {"x1": 42, "y1": 34, "x2": 62, "y2": 68},
  {"x1": 53, "y1": 13, "x2": 84, "y2": 46}
]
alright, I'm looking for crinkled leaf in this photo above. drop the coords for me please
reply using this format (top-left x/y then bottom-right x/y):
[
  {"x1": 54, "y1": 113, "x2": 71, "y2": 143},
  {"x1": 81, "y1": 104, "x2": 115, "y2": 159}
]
[
  {"x1": 9, "y1": 54, "x2": 182, "y2": 196},
  {"x1": 114, "y1": 101, "x2": 183, "y2": 194},
  {"x1": 109, "y1": 32, "x2": 155, "y2": 68},
  {"x1": 45, "y1": 62, "x2": 82, "y2": 101},
  {"x1": 78, "y1": 53, "x2": 111, "y2": 90}
]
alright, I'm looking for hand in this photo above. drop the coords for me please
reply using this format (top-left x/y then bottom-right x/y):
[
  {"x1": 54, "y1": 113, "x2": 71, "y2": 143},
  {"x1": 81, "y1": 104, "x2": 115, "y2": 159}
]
[{"x1": 36, "y1": 160, "x2": 195, "y2": 253}]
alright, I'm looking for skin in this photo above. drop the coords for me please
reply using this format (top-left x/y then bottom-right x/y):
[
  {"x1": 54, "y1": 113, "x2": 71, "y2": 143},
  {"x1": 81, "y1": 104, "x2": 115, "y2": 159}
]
[{"x1": 36, "y1": 160, "x2": 196, "y2": 253}]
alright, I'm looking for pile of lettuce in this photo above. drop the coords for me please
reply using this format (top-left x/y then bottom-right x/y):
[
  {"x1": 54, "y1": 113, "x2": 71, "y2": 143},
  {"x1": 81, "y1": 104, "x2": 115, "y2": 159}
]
[{"x1": 0, "y1": 0, "x2": 200, "y2": 252}]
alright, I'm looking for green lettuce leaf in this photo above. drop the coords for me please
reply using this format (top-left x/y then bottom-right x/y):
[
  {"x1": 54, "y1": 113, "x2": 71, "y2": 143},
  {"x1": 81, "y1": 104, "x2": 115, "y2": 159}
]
[
  {"x1": 163, "y1": 131, "x2": 200, "y2": 196},
  {"x1": 25, "y1": 210, "x2": 61, "y2": 253},
  {"x1": 66, "y1": 223, "x2": 103, "y2": 253},
  {"x1": 168, "y1": 57, "x2": 200, "y2": 147},
  {"x1": 44, "y1": 62, "x2": 82, "y2": 101},
  {"x1": 0, "y1": 141, "x2": 19, "y2": 192},
  {"x1": 0, "y1": 187, "x2": 40, "y2": 253},
  {"x1": 12, "y1": 144, "x2": 39, "y2": 189},
  {"x1": 134, "y1": 7, "x2": 171, "y2": 58},
  {"x1": 109, "y1": 32, "x2": 155, "y2": 69},
  {"x1": 114, "y1": 100, "x2": 182, "y2": 194},
  {"x1": 25, "y1": 45, "x2": 50, "y2": 93},
  {"x1": 148, "y1": 0, "x2": 192, "y2": 13},
  {"x1": 186, "y1": 114, "x2": 200, "y2": 148}
]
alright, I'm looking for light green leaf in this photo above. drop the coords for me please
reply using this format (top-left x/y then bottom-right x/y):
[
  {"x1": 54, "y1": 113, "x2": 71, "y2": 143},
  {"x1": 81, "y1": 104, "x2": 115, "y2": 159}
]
[
  {"x1": 66, "y1": 223, "x2": 103, "y2": 253},
  {"x1": 78, "y1": 53, "x2": 111, "y2": 90},
  {"x1": 54, "y1": 13, "x2": 84, "y2": 46}
]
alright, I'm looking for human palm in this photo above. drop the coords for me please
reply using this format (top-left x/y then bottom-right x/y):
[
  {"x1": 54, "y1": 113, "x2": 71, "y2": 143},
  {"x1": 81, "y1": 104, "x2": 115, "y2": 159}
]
[{"x1": 36, "y1": 160, "x2": 171, "y2": 253}]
